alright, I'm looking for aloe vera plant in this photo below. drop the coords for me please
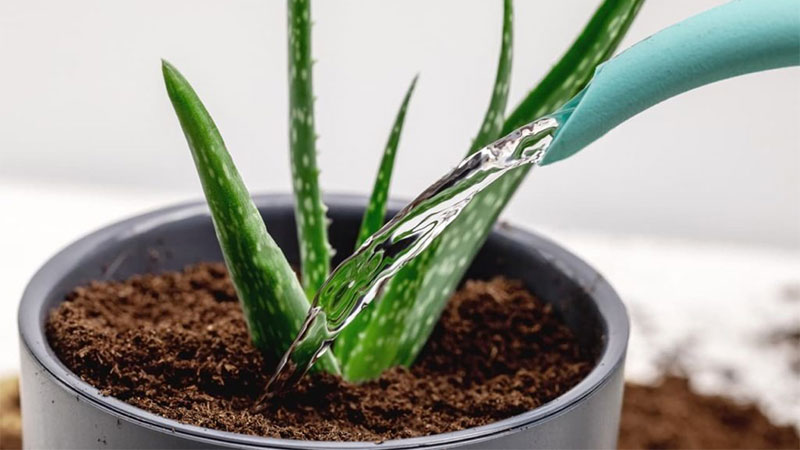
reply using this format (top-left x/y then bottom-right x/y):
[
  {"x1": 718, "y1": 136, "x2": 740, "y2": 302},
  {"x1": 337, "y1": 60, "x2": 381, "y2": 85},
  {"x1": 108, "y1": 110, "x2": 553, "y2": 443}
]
[{"x1": 163, "y1": 0, "x2": 644, "y2": 381}]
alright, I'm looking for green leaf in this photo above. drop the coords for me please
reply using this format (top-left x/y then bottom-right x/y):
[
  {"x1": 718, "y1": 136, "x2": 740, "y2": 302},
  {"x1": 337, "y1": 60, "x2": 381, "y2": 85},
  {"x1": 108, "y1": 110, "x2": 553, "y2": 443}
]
[
  {"x1": 354, "y1": 75, "x2": 419, "y2": 249},
  {"x1": 339, "y1": 0, "x2": 644, "y2": 381},
  {"x1": 337, "y1": 0, "x2": 513, "y2": 381},
  {"x1": 162, "y1": 60, "x2": 339, "y2": 375},
  {"x1": 288, "y1": 0, "x2": 331, "y2": 299},
  {"x1": 470, "y1": 0, "x2": 514, "y2": 152},
  {"x1": 334, "y1": 76, "x2": 417, "y2": 370}
]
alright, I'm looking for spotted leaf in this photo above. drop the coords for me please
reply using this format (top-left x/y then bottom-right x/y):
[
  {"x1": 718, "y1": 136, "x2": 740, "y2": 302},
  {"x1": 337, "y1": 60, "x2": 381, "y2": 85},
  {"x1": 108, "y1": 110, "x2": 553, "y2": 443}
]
[
  {"x1": 288, "y1": 0, "x2": 332, "y2": 298},
  {"x1": 162, "y1": 60, "x2": 340, "y2": 374},
  {"x1": 355, "y1": 75, "x2": 419, "y2": 249}
]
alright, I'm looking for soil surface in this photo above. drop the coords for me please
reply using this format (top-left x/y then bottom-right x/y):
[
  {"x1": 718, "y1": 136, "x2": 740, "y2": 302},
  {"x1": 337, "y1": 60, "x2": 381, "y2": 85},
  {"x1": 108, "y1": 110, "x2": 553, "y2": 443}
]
[
  {"x1": 42, "y1": 263, "x2": 800, "y2": 446},
  {"x1": 46, "y1": 263, "x2": 593, "y2": 441},
  {"x1": 619, "y1": 375, "x2": 799, "y2": 449}
]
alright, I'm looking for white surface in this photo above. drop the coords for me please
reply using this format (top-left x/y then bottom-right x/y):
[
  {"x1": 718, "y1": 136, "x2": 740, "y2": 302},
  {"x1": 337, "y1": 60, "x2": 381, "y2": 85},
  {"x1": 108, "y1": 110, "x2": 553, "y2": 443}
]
[
  {"x1": 0, "y1": 0, "x2": 798, "y2": 247},
  {"x1": 538, "y1": 227, "x2": 800, "y2": 428},
  {"x1": 0, "y1": 182, "x2": 185, "y2": 378},
  {"x1": 1, "y1": 181, "x2": 798, "y2": 428}
]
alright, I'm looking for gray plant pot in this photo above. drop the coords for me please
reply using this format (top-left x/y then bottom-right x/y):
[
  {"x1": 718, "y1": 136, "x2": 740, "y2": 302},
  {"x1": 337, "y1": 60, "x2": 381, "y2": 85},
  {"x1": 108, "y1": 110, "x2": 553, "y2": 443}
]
[{"x1": 18, "y1": 194, "x2": 628, "y2": 449}]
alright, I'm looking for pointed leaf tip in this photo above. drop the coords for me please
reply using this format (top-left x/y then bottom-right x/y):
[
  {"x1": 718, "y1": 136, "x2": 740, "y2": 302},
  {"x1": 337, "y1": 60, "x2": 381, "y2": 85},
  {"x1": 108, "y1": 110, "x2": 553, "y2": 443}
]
[
  {"x1": 161, "y1": 59, "x2": 177, "y2": 80},
  {"x1": 161, "y1": 60, "x2": 187, "y2": 102}
]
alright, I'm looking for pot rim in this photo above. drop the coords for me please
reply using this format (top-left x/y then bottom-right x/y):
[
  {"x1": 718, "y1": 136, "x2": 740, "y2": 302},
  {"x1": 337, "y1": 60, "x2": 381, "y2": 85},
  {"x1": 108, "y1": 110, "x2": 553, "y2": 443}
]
[{"x1": 18, "y1": 193, "x2": 629, "y2": 449}]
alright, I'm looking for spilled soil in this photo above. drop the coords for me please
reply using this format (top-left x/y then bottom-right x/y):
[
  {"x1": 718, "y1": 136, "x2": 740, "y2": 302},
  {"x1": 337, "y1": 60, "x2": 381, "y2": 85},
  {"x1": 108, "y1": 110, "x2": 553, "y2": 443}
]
[
  {"x1": 619, "y1": 375, "x2": 798, "y2": 449},
  {"x1": 46, "y1": 263, "x2": 593, "y2": 441},
  {"x1": 0, "y1": 376, "x2": 22, "y2": 450}
]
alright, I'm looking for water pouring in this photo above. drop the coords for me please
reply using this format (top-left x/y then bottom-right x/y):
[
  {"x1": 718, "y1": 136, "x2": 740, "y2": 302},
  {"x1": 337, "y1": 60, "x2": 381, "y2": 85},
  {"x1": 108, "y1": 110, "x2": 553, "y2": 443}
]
[{"x1": 266, "y1": 0, "x2": 799, "y2": 394}]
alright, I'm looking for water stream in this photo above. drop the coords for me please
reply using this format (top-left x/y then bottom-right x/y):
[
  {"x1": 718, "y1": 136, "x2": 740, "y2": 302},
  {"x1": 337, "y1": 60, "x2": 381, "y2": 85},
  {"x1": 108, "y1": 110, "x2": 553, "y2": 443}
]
[{"x1": 265, "y1": 115, "x2": 561, "y2": 394}]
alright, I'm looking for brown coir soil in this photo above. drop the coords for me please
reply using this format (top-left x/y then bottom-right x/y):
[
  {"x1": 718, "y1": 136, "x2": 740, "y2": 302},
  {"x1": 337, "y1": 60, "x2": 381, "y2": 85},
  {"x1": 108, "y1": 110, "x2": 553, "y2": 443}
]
[
  {"x1": 46, "y1": 263, "x2": 593, "y2": 441},
  {"x1": 619, "y1": 375, "x2": 799, "y2": 449}
]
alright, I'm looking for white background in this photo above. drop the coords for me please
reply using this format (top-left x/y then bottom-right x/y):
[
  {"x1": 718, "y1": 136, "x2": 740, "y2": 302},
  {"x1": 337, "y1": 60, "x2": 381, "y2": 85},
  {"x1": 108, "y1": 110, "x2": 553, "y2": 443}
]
[
  {"x1": 0, "y1": 0, "x2": 798, "y2": 247},
  {"x1": 0, "y1": 0, "x2": 798, "y2": 428}
]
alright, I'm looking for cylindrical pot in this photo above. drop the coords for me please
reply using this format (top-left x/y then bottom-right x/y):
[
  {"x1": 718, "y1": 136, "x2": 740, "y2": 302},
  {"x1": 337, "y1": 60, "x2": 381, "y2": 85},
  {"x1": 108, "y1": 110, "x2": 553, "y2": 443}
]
[{"x1": 18, "y1": 194, "x2": 628, "y2": 449}]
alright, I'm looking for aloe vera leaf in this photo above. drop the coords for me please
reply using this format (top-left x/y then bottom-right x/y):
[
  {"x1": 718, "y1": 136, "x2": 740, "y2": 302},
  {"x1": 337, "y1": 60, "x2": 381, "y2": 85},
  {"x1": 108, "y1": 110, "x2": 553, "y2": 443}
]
[
  {"x1": 337, "y1": 0, "x2": 513, "y2": 380},
  {"x1": 162, "y1": 60, "x2": 339, "y2": 374},
  {"x1": 332, "y1": 76, "x2": 417, "y2": 369},
  {"x1": 470, "y1": 0, "x2": 514, "y2": 152},
  {"x1": 288, "y1": 0, "x2": 331, "y2": 298},
  {"x1": 341, "y1": 0, "x2": 644, "y2": 380},
  {"x1": 355, "y1": 75, "x2": 419, "y2": 249}
]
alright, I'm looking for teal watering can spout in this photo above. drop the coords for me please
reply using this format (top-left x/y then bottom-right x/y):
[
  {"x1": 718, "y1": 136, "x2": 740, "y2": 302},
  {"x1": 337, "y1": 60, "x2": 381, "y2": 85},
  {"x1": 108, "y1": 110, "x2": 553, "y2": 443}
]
[{"x1": 541, "y1": 0, "x2": 800, "y2": 166}]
